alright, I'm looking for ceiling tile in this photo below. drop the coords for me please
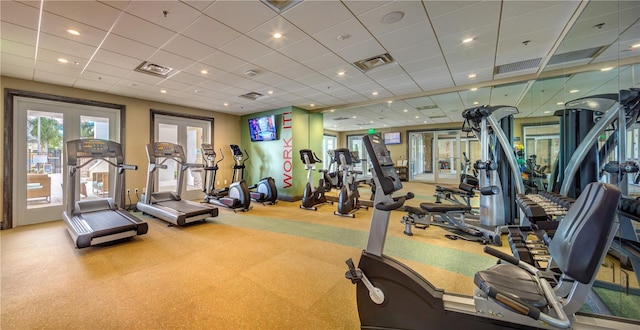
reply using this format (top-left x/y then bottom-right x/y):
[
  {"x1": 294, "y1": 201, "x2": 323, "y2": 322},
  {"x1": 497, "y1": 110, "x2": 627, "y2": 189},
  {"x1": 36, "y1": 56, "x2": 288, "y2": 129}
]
[
  {"x1": 42, "y1": 0, "x2": 122, "y2": 30},
  {"x1": 342, "y1": 0, "x2": 391, "y2": 16},
  {"x1": 430, "y1": 1, "x2": 500, "y2": 39},
  {"x1": 357, "y1": 0, "x2": 429, "y2": 36},
  {"x1": 181, "y1": 16, "x2": 242, "y2": 49},
  {"x1": 162, "y1": 35, "x2": 216, "y2": 62},
  {"x1": 124, "y1": 1, "x2": 202, "y2": 33},
  {"x1": 220, "y1": 36, "x2": 276, "y2": 62},
  {"x1": 246, "y1": 15, "x2": 308, "y2": 50},
  {"x1": 1, "y1": 1, "x2": 40, "y2": 29},
  {"x1": 333, "y1": 38, "x2": 386, "y2": 63},
  {"x1": 202, "y1": 0, "x2": 276, "y2": 34},
  {"x1": 111, "y1": 13, "x2": 176, "y2": 48},
  {"x1": 282, "y1": 0, "x2": 354, "y2": 35},
  {"x1": 312, "y1": 18, "x2": 373, "y2": 52},
  {"x1": 279, "y1": 37, "x2": 331, "y2": 63},
  {"x1": 100, "y1": 33, "x2": 156, "y2": 60}
]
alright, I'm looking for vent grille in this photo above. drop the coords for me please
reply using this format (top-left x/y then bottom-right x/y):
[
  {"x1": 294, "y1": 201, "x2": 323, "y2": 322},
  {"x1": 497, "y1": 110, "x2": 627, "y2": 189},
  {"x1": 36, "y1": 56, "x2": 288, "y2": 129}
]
[
  {"x1": 239, "y1": 92, "x2": 264, "y2": 100},
  {"x1": 261, "y1": 0, "x2": 302, "y2": 13},
  {"x1": 428, "y1": 115, "x2": 447, "y2": 119},
  {"x1": 548, "y1": 46, "x2": 604, "y2": 65},
  {"x1": 416, "y1": 105, "x2": 438, "y2": 111},
  {"x1": 353, "y1": 53, "x2": 395, "y2": 72},
  {"x1": 333, "y1": 116, "x2": 350, "y2": 121},
  {"x1": 495, "y1": 58, "x2": 542, "y2": 74},
  {"x1": 134, "y1": 61, "x2": 173, "y2": 77}
]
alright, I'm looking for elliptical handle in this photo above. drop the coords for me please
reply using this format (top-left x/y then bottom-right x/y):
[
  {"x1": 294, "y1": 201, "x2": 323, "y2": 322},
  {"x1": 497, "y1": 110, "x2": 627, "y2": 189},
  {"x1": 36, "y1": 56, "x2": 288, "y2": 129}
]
[
  {"x1": 484, "y1": 246, "x2": 519, "y2": 266},
  {"x1": 312, "y1": 152, "x2": 322, "y2": 163},
  {"x1": 243, "y1": 149, "x2": 250, "y2": 163},
  {"x1": 216, "y1": 148, "x2": 225, "y2": 165}
]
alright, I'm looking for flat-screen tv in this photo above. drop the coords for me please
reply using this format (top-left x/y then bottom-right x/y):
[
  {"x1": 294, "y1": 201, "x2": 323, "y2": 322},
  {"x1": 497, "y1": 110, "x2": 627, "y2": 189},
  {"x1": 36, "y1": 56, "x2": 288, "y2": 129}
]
[
  {"x1": 248, "y1": 115, "x2": 277, "y2": 142},
  {"x1": 384, "y1": 132, "x2": 401, "y2": 145}
]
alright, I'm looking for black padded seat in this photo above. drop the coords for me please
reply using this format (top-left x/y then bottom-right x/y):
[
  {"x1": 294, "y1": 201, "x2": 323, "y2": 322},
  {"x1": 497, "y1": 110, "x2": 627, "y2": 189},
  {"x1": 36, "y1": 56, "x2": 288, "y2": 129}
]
[
  {"x1": 404, "y1": 205, "x2": 427, "y2": 216},
  {"x1": 420, "y1": 202, "x2": 471, "y2": 213},
  {"x1": 474, "y1": 263, "x2": 547, "y2": 309},
  {"x1": 436, "y1": 185, "x2": 474, "y2": 196}
]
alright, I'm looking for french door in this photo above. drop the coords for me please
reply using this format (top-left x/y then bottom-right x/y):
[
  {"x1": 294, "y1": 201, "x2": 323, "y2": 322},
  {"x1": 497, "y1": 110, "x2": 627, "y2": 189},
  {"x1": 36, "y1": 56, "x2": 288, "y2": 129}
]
[
  {"x1": 13, "y1": 97, "x2": 119, "y2": 226},
  {"x1": 152, "y1": 113, "x2": 211, "y2": 201}
]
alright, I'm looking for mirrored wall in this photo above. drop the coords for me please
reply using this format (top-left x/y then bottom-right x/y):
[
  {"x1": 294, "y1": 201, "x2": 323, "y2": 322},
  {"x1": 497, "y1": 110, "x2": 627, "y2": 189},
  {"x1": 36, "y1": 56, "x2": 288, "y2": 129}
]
[{"x1": 322, "y1": 0, "x2": 640, "y2": 323}]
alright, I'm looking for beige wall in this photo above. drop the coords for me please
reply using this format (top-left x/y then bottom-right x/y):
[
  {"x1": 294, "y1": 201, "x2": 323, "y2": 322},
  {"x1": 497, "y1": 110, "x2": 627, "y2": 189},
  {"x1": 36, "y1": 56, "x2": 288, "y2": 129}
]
[{"x1": 1, "y1": 76, "x2": 241, "y2": 223}]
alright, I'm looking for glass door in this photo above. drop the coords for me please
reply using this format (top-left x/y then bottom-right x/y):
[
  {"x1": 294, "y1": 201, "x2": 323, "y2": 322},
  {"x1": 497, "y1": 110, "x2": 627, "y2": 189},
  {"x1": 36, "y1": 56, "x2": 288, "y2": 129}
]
[
  {"x1": 434, "y1": 131, "x2": 461, "y2": 184},
  {"x1": 322, "y1": 134, "x2": 337, "y2": 170},
  {"x1": 14, "y1": 97, "x2": 119, "y2": 226},
  {"x1": 347, "y1": 135, "x2": 369, "y2": 177},
  {"x1": 153, "y1": 114, "x2": 210, "y2": 201}
]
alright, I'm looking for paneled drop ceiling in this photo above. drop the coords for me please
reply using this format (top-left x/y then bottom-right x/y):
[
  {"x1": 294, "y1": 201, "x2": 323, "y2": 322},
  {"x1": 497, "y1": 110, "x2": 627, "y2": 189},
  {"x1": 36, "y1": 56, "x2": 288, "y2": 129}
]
[{"x1": 1, "y1": 0, "x2": 639, "y2": 131}]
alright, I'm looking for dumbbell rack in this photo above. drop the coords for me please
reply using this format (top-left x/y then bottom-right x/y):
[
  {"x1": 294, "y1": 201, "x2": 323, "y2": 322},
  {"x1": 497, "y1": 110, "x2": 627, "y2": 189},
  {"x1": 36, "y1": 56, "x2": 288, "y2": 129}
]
[{"x1": 507, "y1": 192, "x2": 574, "y2": 270}]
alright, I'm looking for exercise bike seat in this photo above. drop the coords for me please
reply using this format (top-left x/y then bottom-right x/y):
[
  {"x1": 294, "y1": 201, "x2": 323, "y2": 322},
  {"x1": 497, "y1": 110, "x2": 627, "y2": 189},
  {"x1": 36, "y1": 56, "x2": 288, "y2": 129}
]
[
  {"x1": 474, "y1": 263, "x2": 548, "y2": 309},
  {"x1": 404, "y1": 205, "x2": 427, "y2": 216},
  {"x1": 420, "y1": 203, "x2": 472, "y2": 213}
]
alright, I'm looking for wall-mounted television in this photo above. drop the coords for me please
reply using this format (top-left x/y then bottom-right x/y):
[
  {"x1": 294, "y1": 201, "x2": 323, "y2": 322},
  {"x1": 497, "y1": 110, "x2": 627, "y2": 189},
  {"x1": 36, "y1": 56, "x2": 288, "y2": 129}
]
[
  {"x1": 248, "y1": 114, "x2": 277, "y2": 142},
  {"x1": 383, "y1": 132, "x2": 401, "y2": 145}
]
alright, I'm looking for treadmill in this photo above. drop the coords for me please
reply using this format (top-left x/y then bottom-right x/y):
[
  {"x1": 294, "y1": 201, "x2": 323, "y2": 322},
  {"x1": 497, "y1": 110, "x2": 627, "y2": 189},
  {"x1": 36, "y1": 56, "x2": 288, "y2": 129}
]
[
  {"x1": 63, "y1": 139, "x2": 148, "y2": 248},
  {"x1": 137, "y1": 142, "x2": 218, "y2": 226}
]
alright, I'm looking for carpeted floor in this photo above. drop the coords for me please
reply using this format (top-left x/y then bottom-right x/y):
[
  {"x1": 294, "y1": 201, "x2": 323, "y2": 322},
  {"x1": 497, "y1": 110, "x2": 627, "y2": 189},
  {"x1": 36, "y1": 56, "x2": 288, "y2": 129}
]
[{"x1": 1, "y1": 181, "x2": 637, "y2": 328}]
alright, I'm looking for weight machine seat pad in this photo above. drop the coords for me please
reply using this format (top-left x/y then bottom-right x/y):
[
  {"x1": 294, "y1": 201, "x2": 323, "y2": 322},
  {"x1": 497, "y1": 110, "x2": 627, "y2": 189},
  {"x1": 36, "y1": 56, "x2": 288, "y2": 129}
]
[
  {"x1": 474, "y1": 264, "x2": 547, "y2": 309},
  {"x1": 420, "y1": 203, "x2": 472, "y2": 213},
  {"x1": 404, "y1": 205, "x2": 427, "y2": 216}
]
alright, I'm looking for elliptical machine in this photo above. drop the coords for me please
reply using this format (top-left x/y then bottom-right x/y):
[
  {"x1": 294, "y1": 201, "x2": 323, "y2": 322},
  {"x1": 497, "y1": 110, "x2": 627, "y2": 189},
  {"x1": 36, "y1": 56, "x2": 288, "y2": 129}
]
[
  {"x1": 201, "y1": 144, "x2": 251, "y2": 212},
  {"x1": 345, "y1": 133, "x2": 628, "y2": 330},
  {"x1": 333, "y1": 148, "x2": 368, "y2": 218},
  {"x1": 229, "y1": 144, "x2": 278, "y2": 205},
  {"x1": 299, "y1": 149, "x2": 332, "y2": 211}
]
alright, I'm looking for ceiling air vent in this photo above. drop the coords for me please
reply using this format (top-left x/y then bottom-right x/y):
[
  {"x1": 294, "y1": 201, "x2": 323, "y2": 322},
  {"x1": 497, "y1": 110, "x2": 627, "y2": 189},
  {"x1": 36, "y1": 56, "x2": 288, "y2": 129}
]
[
  {"x1": 239, "y1": 92, "x2": 264, "y2": 100},
  {"x1": 353, "y1": 53, "x2": 395, "y2": 73},
  {"x1": 547, "y1": 46, "x2": 605, "y2": 65},
  {"x1": 333, "y1": 116, "x2": 350, "y2": 121},
  {"x1": 416, "y1": 105, "x2": 438, "y2": 111},
  {"x1": 261, "y1": 0, "x2": 302, "y2": 13},
  {"x1": 494, "y1": 58, "x2": 542, "y2": 75},
  {"x1": 428, "y1": 115, "x2": 447, "y2": 119},
  {"x1": 134, "y1": 61, "x2": 173, "y2": 77}
]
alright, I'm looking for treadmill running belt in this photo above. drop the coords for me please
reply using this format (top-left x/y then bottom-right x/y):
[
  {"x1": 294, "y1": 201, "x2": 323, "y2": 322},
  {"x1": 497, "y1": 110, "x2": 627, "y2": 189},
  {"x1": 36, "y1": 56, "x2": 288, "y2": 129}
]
[
  {"x1": 157, "y1": 200, "x2": 213, "y2": 217},
  {"x1": 79, "y1": 210, "x2": 138, "y2": 235}
]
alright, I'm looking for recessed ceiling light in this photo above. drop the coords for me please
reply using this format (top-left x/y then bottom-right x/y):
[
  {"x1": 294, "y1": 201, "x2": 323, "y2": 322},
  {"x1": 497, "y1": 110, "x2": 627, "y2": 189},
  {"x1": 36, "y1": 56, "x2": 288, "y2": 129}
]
[
  {"x1": 268, "y1": 90, "x2": 273, "y2": 94},
  {"x1": 470, "y1": 88, "x2": 478, "y2": 91},
  {"x1": 600, "y1": 67, "x2": 613, "y2": 71},
  {"x1": 415, "y1": 115, "x2": 419, "y2": 119},
  {"x1": 544, "y1": 110, "x2": 552, "y2": 114},
  {"x1": 569, "y1": 89, "x2": 579, "y2": 93},
  {"x1": 224, "y1": 102, "x2": 229, "y2": 106},
  {"x1": 66, "y1": 29, "x2": 80, "y2": 35},
  {"x1": 423, "y1": 121, "x2": 427, "y2": 123},
  {"x1": 382, "y1": 11, "x2": 405, "y2": 24},
  {"x1": 372, "y1": 92, "x2": 378, "y2": 96},
  {"x1": 160, "y1": 90, "x2": 167, "y2": 94},
  {"x1": 468, "y1": 74, "x2": 477, "y2": 79},
  {"x1": 58, "y1": 58, "x2": 68, "y2": 63},
  {"x1": 473, "y1": 101, "x2": 479, "y2": 105},
  {"x1": 557, "y1": 102, "x2": 564, "y2": 105},
  {"x1": 352, "y1": 116, "x2": 357, "y2": 118},
  {"x1": 403, "y1": 109, "x2": 408, "y2": 112},
  {"x1": 310, "y1": 104, "x2": 315, "y2": 107},
  {"x1": 337, "y1": 71, "x2": 345, "y2": 76},
  {"x1": 273, "y1": 33, "x2": 282, "y2": 39},
  {"x1": 462, "y1": 37, "x2": 474, "y2": 43},
  {"x1": 387, "y1": 100, "x2": 392, "y2": 104},
  {"x1": 384, "y1": 124, "x2": 387, "y2": 127},
  {"x1": 330, "y1": 109, "x2": 335, "y2": 112},
  {"x1": 632, "y1": 44, "x2": 640, "y2": 49},
  {"x1": 201, "y1": 69, "x2": 208, "y2": 74},
  {"x1": 369, "y1": 120, "x2": 373, "y2": 123}
]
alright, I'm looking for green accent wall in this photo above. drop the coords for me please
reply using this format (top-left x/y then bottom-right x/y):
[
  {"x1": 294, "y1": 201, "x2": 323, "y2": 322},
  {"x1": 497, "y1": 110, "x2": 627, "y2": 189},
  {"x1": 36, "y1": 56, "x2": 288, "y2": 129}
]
[{"x1": 241, "y1": 107, "x2": 324, "y2": 201}]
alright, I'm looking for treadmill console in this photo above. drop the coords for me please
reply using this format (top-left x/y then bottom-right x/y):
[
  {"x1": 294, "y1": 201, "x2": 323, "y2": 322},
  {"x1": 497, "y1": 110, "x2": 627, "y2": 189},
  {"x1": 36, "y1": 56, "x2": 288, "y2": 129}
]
[
  {"x1": 363, "y1": 134, "x2": 402, "y2": 194},
  {"x1": 67, "y1": 139, "x2": 122, "y2": 165},
  {"x1": 153, "y1": 142, "x2": 184, "y2": 157}
]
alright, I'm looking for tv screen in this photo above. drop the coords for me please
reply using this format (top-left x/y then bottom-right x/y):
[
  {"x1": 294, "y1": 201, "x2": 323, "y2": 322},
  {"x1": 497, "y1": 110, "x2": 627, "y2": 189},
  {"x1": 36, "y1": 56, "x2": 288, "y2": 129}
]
[
  {"x1": 248, "y1": 115, "x2": 277, "y2": 142},
  {"x1": 384, "y1": 132, "x2": 401, "y2": 145}
]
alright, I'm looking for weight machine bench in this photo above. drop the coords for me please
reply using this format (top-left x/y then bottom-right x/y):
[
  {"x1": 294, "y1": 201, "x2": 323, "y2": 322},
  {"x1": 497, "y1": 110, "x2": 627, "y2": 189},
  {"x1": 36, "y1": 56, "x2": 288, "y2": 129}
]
[{"x1": 402, "y1": 202, "x2": 501, "y2": 245}]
